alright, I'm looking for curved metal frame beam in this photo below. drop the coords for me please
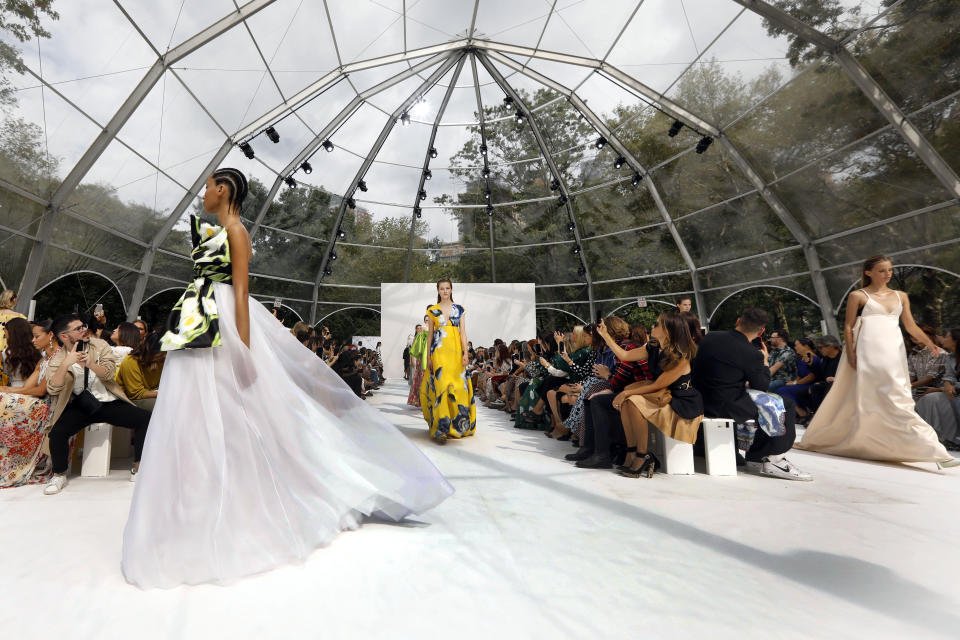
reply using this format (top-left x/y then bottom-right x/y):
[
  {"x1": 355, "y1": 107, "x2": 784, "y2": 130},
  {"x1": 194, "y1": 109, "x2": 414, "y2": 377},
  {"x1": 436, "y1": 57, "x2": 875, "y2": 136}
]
[
  {"x1": 35, "y1": 269, "x2": 129, "y2": 313},
  {"x1": 480, "y1": 48, "x2": 707, "y2": 320},
  {"x1": 403, "y1": 56, "x2": 467, "y2": 279},
  {"x1": 309, "y1": 52, "x2": 465, "y2": 323},
  {"x1": 315, "y1": 306, "x2": 382, "y2": 326},
  {"x1": 534, "y1": 306, "x2": 588, "y2": 325},
  {"x1": 476, "y1": 51, "x2": 596, "y2": 320},
  {"x1": 706, "y1": 285, "x2": 821, "y2": 324},
  {"x1": 605, "y1": 299, "x2": 678, "y2": 317},
  {"x1": 836, "y1": 263, "x2": 960, "y2": 315}
]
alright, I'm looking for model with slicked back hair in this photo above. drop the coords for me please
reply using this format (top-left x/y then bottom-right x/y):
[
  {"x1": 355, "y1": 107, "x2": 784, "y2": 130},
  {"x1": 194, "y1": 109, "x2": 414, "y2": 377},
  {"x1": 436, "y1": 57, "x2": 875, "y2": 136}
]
[{"x1": 211, "y1": 167, "x2": 249, "y2": 212}]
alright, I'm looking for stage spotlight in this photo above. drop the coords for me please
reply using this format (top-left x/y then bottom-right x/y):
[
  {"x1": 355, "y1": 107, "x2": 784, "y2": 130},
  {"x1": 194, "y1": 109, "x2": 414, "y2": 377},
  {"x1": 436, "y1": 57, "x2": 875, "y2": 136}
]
[
  {"x1": 400, "y1": 112, "x2": 411, "y2": 126},
  {"x1": 550, "y1": 178, "x2": 561, "y2": 191},
  {"x1": 558, "y1": 193, "x2": 568, "y2": 206},
  {"x1": 484, "y1": 189, "x2": 491, "y2": 201},
  {"x1": 482, "y1": 166, "x2": 490, "y2": 178},
  {"x1": 577, "y1": 266, "x2": 586, "y2": 276},
  {"x1": 322, "y1": 139, "x2": 335, "y2": 152},
  {"x1": 346, "y1": 197, "x2": 356, "y2": 209},
  {"x1": 480, "y1": 143, "x2": 487, "y2": 155},
  {"x1": 515, "y1": 110, "x2": 525, "y2": 124},
  {"x1": 301, "y1": 161, "x2": 312, "y2": 174},
  {"x1": 284, "y1": 175, "x2": 297, "y2": 188},
  {"x1": 357, "y1": 180, "x2": 368, "y2": 192},
  {"x1": 668, "y1": 120, "x2": 683, "y2": 137},
  {"x1": 572, "y1": 245, "x2": 581, "y2": 255},
  {"x1": 265, "y1": 126, "x2": 280, "y2": 143},
  {"x1": 330, "y1": 252, "x2": 337, "y2": 261},
  {"x1": 595, "y1": 136, "x2": 607, "y2": 150},
  {"x1": 696, "y1": 136, "x2": 713, "y2": 154},
  {"x1": 429, "y1": 147, "x2": 438, "y2": 159},
  {"x1": 487, "y1": 205, "x2": 494, "y2": 216},
  {"x1": 566, "y1": 222, "x2": 575, "y2": 232},
  {"x1": 632, "y1": 172, "x2": 643, "y2": 187},
  {"x1": 414, "y1": 206, "x2": 422, "y2": 218},
  {"x1": 614, "y1": 156, "x2": 626, "y2": 170},
  {"x1": 503, "y1": 95, "x2": 514, "y2": 108},
  {"x1": 423, "y1": 169, "x2": 432, "y2": 181},
  {"x1": 337, "y1": 227, "x2": 346, "y2": 239},
  {"x1": 239, "y1": 141, "x2": 254, "y2": 159},
  {"x1": 418, "y1": 189, "x2": 427, "y2": 201},
  {"x1": 324, "y1": 267, "x2": 332, "y2": 276}
]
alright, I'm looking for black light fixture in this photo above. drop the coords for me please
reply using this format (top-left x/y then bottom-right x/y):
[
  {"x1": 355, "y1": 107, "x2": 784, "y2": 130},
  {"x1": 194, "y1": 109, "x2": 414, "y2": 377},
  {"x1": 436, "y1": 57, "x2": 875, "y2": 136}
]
[
  {"x1": 429, "y1": 146, "x2": 438, "y2": 159},
  {"x1": 482, "y1": 166, "x2": 490, "y2": 178},
  {"x1": 484, "y1": 189, "x2": 491, "y2": 201},
  {"x1": 480, "y1": 143, "x2": 487, "y2": 155},
  {"x1": 346, "y1": 196, "x2": 356, "y2": 209},
  {"x1": 486, "y1": 204, "x2": 494, "y2": 216},
  {"x1": 566, "y1": 222, "x2": 575, "y2": 232},
  {"x1": 668, "y1": 120, "x2": 683, "y2": 137},
  {"x1": 632, "y1": 172, "x2": 643, "y2": 186},
  {"x1": 418, "y1": 189, "x2": 427, "y2": 201},
  {"x1": 577, "y1": 266, "x2": 586, "y2": 276},
  {"x1": 696, "y1": 136, "x2": 714, "y2": 154},
  {"x1": 239, "y1": 141, "x2": 254, "y2": 159},
  {"x1": 572, "y1": 244, "x2": 581, "y2": 255},
  {"x1": 423, "y1": 169, "x2": 432, "y2": 181},
  {"x1": 614, "y1": 156, "x2": 626, "y2": 170},
  {"x1": 400, "y1": 112, "x2": 411, "y2": 126},
  {"x1": 284, "y1": 175, "x2": 297, "y2": 188},
  {"x1": 558, "y1": 193, "x2": 568, "y2": 206},
  {"x1": 503, "y1": 95, "x2": 514, "y2": 108},
  {"x1": 330, "y1": 252, "x2": 337, "y2": 261},
  {"x1": 322, "y1": 139, "x2": 335, "y2": 152},
  {"x1": 265, "y1": 126, "x2": 280, "y2": 143},
  {"x1": 337, "y1": 227, "x2": 346, "y2": 239},
  {"x1": 594, "y1": 136, "x2": 607, "y2": 150},
  {"x1": 550, "y1": 178, "x2": 561, "y2": 191},
  {"x1": 414, "y1": 206, "x2": 422, "y2": 218},
  {"x1": 515, "y1": 110, "x2": 525, "y2": 124},
  {"x1": 301, "y1": 161, "x2": 312, "y2": 174},
  {"x1": 357, "y1": 180, "x2": 368, "y2": 192},
  {"x1": 324, "y1": 267, "x2": 332, "y2": 276}
]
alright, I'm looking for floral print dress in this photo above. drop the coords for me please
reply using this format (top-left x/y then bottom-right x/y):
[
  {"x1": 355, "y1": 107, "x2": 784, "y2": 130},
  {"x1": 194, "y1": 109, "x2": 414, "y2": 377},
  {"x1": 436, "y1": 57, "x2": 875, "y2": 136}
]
[{"x1": 420, "y1": 303, "x2": 476, "y2": 439}]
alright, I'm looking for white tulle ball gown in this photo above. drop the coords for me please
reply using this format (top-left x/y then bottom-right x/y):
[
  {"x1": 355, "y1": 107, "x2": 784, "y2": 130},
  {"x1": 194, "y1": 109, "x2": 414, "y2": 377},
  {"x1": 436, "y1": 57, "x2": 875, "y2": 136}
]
[{"x1": 122, "y1": 216, "x2": 453, "y2": 589}]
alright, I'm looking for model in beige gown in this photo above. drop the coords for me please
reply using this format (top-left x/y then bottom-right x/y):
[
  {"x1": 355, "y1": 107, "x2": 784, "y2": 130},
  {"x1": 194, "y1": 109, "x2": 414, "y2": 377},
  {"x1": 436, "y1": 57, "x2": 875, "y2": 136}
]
[{"x1": 799, "y1": 289, "x2": 954, "y2": 464}]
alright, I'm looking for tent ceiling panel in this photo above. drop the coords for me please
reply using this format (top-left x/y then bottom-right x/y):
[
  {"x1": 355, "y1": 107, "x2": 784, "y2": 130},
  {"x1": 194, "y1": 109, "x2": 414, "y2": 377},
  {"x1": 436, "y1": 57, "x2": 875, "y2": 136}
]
[
  {"x1": 769, "y1": 128, "x2": 955, "y2": 240},
  {"x1": 591, "y1": 273, "x2": 695, "y2": 305},
  {"x1": 471, "y1": 0, "x2": 550, "y2": 50},
  {"x1": 908, "y1": 96, "x2": 960, "y2": 178},
  {"x1": 36, "y1": 246, "x2": 138, "y2": 308},
  {"x1": 405, "y1": 0, "x2": 477, "y2": 50},
  {"x1": 698, "y1": 248, "x2": 811, "y2": 293},
  {"x1": 492, "y1": 199, "x2": 571, "y2": 247},
  {"x1": 657, "y1": 142, "x2": 757, "y2": 219},
  {"x1": 119, "y1": 0, "x2": 239, "y2": 54},
  {"x1": 575, "y1": 181, "x2": 664, "y2": 240},
  {"x1": 494, "y1": 243, "x2": 583, "y2": 285},
  {"x1": 325, "y1": 0, "x2": 404, "y2": 64},
  {"x1": 582, "y1": 226, "x2": 687, "y2": 283},
  {"x1": 701, "y1": 272, "x2": 819, "y2": 324}
]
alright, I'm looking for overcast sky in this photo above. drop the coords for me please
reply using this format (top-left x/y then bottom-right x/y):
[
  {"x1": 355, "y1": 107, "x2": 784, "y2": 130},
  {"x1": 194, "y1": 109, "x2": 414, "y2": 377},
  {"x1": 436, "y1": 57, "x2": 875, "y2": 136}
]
[{"x1": 3, "y1": 0, "x2": 882, "y2": 246}]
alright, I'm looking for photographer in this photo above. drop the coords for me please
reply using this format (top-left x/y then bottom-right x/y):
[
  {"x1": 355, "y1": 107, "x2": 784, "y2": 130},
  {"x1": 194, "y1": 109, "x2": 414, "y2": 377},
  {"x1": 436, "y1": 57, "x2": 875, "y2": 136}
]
[{"x1": 42, "y1": 314, "x2": 152, "y2": 494}]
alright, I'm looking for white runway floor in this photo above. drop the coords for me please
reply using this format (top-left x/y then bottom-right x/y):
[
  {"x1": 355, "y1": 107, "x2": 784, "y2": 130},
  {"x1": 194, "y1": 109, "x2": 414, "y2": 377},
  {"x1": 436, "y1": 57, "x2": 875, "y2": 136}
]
[{"x1": 2, "y1": 380, "x2": 959, "y2": 639}]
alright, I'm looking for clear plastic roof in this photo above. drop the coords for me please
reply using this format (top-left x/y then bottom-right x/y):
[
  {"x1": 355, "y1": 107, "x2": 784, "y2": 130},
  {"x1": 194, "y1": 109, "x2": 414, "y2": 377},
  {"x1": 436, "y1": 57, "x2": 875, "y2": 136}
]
[{"x1": 1, "y1": 0, "x2": 957, "y2": 331}]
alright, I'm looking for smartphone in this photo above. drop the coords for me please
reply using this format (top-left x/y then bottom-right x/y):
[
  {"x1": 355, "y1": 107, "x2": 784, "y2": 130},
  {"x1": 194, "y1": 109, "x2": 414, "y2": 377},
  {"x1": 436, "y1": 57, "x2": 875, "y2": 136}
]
[
  {"x1": 94, "y1": 303, "x2": 104, "y2": 316},
  {"x1": 76, "y1": 339, "x2": 88, "y2": 352},
  {"x1": 533, "y1": 344, "x2": 541, "y2": 355},
  {"x1": 559, "y1": 342, "x2": 566, "y2": 353}
]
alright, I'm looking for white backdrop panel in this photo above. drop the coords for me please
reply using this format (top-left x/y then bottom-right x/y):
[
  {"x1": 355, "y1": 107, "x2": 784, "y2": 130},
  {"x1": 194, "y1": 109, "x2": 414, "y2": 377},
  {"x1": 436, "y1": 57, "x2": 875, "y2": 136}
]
[{"x1": 380, "y1": 282, "x2": 537, "y2": 380}]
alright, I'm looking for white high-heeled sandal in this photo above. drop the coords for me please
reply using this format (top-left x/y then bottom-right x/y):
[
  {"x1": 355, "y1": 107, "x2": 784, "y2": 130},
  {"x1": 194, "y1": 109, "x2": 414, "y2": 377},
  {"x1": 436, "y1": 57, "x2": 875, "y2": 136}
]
[{"x1": 937, "y1": 458, "x2": 960, "y2": 469}]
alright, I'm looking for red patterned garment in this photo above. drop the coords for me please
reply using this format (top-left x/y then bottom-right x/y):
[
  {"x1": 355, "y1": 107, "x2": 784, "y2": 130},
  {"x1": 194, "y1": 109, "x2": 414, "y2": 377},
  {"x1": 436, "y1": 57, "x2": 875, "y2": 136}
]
[{"x1": 0, "y1": 393, "x2": 54, "y2": 488}]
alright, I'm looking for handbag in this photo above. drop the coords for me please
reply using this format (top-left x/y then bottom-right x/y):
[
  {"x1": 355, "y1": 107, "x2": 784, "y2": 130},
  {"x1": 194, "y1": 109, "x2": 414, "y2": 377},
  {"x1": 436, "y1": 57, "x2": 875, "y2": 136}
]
[
  {"x1": 668, "y1": 382, "x2": 703, "y2": 420},
  {"x1": 72, "y1": 364, "x2": 103, "y2": 416}
]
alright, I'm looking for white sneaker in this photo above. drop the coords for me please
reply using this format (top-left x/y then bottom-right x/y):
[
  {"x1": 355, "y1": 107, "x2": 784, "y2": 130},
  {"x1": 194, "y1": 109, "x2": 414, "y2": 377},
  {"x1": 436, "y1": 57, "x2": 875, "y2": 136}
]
[
  {"x1": 129, "y1": 467, "x2": 137, "y2": 482},
  {"x1": 746, "y1": 456, "x2": 813, "y2": 481},
  {"x1": 44, "y1": 474, "x2": 67, "y2": 495}
]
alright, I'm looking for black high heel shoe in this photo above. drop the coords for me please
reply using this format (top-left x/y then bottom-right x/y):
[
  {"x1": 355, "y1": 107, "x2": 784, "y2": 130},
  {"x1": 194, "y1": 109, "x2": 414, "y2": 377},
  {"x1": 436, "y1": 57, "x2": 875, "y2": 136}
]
[
  {"x1": 618, "y1": 452, "x2": 660, "y2": 478},
  {"x1": 615, "y1": 447, "x2": 638, "y2": 473}
]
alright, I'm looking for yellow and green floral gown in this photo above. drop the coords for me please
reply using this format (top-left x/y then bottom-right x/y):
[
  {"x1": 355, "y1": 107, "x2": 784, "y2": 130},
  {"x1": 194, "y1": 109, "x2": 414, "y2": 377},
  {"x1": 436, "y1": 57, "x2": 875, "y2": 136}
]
[{"x1": 420, "y1": 303, "x2": 476, "y2": 438}]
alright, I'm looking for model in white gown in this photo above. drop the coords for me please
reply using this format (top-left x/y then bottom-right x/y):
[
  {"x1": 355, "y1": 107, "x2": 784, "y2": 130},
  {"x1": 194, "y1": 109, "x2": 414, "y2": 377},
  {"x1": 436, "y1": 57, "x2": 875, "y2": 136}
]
[
  {"x1": 799, "y1": 289, "x2": 953, "y2": 464},
  {"x1": 122, "y1": 175, "x2": 452, "y2": 589}
]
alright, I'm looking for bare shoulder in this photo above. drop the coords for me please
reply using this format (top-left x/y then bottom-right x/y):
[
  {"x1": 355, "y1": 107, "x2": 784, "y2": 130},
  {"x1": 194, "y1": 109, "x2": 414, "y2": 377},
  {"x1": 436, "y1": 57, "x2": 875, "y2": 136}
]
[
  {"x1": 224, "y1": 219, "x2": 249, "y2": 239},
  {"x1": 894, "y1": 290, "x2": 909, "y2": 303},
  {"x1": 848, "y1": 290, "x2": 867, "y2": 305}
]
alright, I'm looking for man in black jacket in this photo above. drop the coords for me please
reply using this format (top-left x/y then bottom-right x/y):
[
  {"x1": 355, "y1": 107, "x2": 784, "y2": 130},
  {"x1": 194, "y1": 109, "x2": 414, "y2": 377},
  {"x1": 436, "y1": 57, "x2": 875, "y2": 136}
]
[{"x1": 693, "y1": 308, "x2": 812, "y2": 481}]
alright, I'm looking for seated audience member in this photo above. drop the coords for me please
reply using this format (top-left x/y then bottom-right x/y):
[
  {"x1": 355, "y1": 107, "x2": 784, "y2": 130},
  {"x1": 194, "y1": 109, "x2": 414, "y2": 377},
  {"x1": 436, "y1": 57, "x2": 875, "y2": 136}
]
[
  {"x1": 0, "y1": 289, "x2": 26, "y2": 356},
  {"x1": 676, "y1": 295, "x2": 693, "y2": 313},
  {"x1": 1, "y1": 317, "x2": 41, "y2": 388},
  {"x1": 766, "y1": 329, "x2": 797, "y2": 392},
  {"x1": 808, "y1": 335, "x2": 842, "y2": 413},
  {"x1": 484, "y1": 344, "x2": 513, "y2": 407},
  {"x1": 916, "y1": 328, "x2": 960, "y2": 446},
  {"x1": 0, "y1": 319, "x2": 59, "y2": 488},
  {"x1": 567, "y1": 319, "x2": 653, "y2": 466},
  {"x1": 611, "y1": 309, "x2": 703, "y2": 477},
  {"x1": 110, "y1": 322, "x2": 142, "y2": 360},
  {"x1": 133, "y1": 319, "x2": 148, "y2": 340},
  {"x1": 775, "y1": 337, "x2": 820, "y2": 421},
  {"x1": 499, "y1": 342, "x2": 532, "y2": 416},
  {"x1": 564, "y1": 317, "x2": 636, "y2": 446},
  {"x1": 291, "y1": 321, "x2": 312, "y2": 344},
  {"x1": 42, "y1": 314, "x2": 153, "y2": 494},
  {"x1": 545, "y1": 326, "x2": 595, "y2": 439},
  {"x1": 331, "y1": 345, "x2": 364, "y2": 398},
  {"x1": 909, "y1": 325, "x2": 948, "y2": 400},
  {"x1": 514, "y1": 332, "x2": 558, "y2": 429},
  {"x1": 692, "y1": 308, "x2": 811, "y2": 481},
  {"x1": 116, "y1": 333, "x2": 166, "y2": 411}
]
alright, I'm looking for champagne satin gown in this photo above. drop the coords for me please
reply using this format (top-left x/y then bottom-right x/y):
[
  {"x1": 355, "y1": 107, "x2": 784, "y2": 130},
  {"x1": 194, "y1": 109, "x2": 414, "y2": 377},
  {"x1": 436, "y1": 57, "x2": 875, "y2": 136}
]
[{"x1": 799, "y1": 290, "x2": 952, "y2": 463}]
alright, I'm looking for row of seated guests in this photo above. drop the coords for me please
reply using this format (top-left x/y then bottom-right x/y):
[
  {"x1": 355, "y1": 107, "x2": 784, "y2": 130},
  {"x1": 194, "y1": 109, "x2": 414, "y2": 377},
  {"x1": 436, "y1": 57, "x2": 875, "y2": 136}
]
[
  {"x1": 288, "y1": 321, "x2": 383, "y2": 399},
  {"x1": 473, "y1": 305, "x2": 812, "y2": 481},
  {"x1": 0, "y1": 312, "x2": 163, "y2": 492}
]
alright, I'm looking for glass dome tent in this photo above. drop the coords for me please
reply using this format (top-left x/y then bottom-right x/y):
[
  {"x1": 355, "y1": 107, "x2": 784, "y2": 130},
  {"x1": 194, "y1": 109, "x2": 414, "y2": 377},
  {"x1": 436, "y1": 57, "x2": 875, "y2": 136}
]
[{"x1": 1, "y1": 0, "x2": 957, "y2": 334}]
